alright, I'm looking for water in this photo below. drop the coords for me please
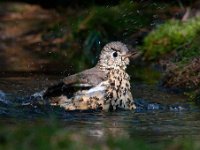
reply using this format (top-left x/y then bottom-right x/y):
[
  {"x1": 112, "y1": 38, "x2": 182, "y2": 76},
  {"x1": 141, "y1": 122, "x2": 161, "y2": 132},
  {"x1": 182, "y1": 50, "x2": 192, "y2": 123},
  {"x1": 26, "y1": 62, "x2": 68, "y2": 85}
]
[{"x1": 0, "y1": 75, "x2": 200, "y2": 142}]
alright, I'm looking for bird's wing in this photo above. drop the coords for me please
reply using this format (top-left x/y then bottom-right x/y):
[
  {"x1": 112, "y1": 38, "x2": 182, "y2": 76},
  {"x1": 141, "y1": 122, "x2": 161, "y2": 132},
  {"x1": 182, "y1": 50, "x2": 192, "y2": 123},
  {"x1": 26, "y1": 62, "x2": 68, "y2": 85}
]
[
  {"x1": 43, "y1": 67, "x2": 107, "y2": 99},
  {"x1": 63, "y1": 67, "x2": 107, "y2": 86}
]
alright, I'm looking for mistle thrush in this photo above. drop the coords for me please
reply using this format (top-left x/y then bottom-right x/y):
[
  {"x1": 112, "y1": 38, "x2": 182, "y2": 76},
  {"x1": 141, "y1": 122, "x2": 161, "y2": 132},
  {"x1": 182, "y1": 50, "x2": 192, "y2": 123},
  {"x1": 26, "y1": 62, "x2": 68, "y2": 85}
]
[{"x1": 43, "y1": 41, "x2": 140, "y2": 111}]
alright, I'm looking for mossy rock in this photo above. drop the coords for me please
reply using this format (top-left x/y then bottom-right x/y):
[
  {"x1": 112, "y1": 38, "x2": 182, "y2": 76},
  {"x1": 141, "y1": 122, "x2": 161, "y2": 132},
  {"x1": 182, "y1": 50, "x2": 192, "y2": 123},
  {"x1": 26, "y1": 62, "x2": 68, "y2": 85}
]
[
  {"x1": 140, "y1": 16, "x2": 200, "y2": 100},
  {"x1": 142, "y1": 17, "x2": 200, "y2": 61}
]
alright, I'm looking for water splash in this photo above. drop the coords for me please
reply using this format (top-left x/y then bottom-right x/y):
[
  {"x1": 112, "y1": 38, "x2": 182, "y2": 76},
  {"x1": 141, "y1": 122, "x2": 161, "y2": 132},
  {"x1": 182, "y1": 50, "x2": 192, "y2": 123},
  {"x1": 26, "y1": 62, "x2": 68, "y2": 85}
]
[
  {"x1": 0, "y1": 90, "x2": 10, "y2": 105},
  {"x1": 134, "y1": 99, "x2": 190, "y2": 112}
]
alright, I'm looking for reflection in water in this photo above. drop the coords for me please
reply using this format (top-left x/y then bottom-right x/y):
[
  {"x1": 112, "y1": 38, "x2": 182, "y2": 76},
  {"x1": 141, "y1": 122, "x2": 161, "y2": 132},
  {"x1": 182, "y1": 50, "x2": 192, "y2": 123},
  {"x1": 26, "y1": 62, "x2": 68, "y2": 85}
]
[{"x1": 0, "y1": 76, "x2": 200, "y2": 142}]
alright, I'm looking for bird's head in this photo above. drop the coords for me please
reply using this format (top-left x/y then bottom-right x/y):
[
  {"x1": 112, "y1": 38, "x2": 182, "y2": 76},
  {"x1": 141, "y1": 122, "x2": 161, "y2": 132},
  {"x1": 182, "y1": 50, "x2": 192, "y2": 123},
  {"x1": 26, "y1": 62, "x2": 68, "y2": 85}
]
[{"x1": 98, "y1": 41, "x2": 139, "y2": 70}]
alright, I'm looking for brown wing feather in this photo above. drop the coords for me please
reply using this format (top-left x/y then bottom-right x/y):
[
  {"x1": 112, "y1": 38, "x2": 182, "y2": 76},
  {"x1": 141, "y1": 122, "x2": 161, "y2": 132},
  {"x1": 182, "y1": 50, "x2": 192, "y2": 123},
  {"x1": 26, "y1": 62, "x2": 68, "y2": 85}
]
[
  {"x1": 63, "y1": 67, "x2": 107, "y2": 86},
  {"x1": 43, "y1": 67, "x2": 107, "y2": 99}
]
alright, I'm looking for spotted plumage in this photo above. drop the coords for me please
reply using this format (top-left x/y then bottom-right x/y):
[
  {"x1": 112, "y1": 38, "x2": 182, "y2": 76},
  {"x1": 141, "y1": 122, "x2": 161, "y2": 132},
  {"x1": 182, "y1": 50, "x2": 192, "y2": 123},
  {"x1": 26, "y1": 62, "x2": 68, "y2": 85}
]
[{"x1": 43, "y1": 41, "x2": 139, "y2": 111}]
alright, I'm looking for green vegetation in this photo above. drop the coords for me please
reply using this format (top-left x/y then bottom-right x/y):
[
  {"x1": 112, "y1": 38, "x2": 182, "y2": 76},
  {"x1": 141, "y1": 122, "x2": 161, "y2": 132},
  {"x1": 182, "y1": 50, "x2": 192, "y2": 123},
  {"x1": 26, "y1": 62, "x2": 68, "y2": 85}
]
[
  {"x1": 61, "y1": 1, "x2": 159, "y2": 70},
  {"x1": 129, "y1": 66, "x2": 161, "y2": 84},
  {"x1": 140, "y1": 16, "x2": 200, "y2": 99},
  {"x1": 35, "y1": 1, "x2": 161, "y2": 72},
  {"x1": 0, "y1": 1, "x2": 172, "y2": 73},
  {"x1": 77, "y1": 1, "x2": 153, "y2": 38},
  {"x1": 142, "y1": 17, "x2": 200, "y2": 62},
  {"x1": 0, "y1": 120, "x2": 200, "y2": 150}
]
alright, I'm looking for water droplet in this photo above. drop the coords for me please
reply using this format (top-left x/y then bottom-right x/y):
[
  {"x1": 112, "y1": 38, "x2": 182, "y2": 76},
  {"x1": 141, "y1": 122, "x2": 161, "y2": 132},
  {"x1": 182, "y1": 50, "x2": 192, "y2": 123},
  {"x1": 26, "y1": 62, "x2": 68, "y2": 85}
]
[
  {"x1": 150, "y1": 22, "x2": 155, "y2": 26},
  {"x1": 153, "y1": 2, "x2": 157, "y2": 6},
  {"x1": 40, "y1": 65, "x2": 43, "y2": 69},
  {"x1": 153, "y1": 15, "x2": 158, "y2": 18}
]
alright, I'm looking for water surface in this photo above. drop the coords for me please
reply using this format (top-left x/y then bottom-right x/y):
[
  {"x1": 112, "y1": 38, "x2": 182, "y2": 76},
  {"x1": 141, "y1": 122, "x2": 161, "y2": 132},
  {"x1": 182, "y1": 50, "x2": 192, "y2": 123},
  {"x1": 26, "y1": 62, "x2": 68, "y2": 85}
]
[{"x1": 0, "y1": 75, "x2": 200, "y2": 143}]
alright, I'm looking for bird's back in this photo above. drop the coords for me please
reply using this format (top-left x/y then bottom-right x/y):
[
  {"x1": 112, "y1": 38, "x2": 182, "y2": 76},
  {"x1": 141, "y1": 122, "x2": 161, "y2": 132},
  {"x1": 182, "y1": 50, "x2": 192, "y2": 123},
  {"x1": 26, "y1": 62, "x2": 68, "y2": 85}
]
[{"x1": 43, "y1": 67, "x2": 107, "y2": 100}]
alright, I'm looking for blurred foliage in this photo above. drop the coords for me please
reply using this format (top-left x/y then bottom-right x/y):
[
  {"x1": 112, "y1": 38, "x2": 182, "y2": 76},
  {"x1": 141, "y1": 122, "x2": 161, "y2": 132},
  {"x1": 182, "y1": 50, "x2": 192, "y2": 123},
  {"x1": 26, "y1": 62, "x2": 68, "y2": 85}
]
[
  {"x1": 0, "y1": 1, "x2": 174, "y2": 73},
  {"x1": 0, "y1": 120, "x2": 200, "y2": 150},
  {"x1": 175, "y1": 35, "x2": 200, "y2": 65},
  {"x1": 53, "y1": 0, "x2": 169, "y2": 72},
  {"x1": 142, "y1": 17, "x2": 200, "y2": 61},
  {"x1": 34, "y1": 0, "x2": 164, "y2": 72},
  {"x1": 131, "y1": 66, "x2": 161, "y2": 84},
  {"x1": 77, "y1": 1, "x2": 157, "y2": 40}
]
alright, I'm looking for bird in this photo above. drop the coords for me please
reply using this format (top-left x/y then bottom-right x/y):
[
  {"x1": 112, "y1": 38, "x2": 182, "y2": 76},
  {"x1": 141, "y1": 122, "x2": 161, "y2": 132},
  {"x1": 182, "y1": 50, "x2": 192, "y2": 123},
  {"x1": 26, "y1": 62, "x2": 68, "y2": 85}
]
[{"x1": 42, "y1": 41, "x2": 140, "y2": 111}]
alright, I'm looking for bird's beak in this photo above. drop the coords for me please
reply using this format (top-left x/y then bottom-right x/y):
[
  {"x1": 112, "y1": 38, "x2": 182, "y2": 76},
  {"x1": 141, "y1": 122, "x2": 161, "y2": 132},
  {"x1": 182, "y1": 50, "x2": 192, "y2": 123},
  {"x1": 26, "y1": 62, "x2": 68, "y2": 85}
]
[{"x1": 124, "y1": 50, "x2": 142, "y2": 59}]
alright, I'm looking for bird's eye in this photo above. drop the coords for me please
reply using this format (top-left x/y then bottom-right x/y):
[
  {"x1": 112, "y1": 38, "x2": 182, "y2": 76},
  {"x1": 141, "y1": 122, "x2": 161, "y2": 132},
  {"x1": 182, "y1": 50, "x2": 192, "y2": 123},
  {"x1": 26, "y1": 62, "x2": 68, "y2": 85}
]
[{"x1": 113, "y1": 51, "x2": 118, "y2": 57}]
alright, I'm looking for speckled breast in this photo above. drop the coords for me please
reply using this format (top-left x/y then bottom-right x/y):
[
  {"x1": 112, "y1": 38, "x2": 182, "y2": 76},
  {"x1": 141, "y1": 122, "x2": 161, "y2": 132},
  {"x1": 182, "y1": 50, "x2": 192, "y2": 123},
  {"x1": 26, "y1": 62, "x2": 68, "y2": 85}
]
[{"x1": 104, "y1": 69, "x2": 136, "y2": 110}]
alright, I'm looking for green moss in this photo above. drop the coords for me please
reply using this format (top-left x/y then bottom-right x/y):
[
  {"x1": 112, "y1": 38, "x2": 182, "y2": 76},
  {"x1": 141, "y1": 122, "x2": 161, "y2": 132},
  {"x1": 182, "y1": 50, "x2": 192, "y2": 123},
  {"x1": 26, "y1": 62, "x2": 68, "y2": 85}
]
[
  {"x1": 142, "y1": 17, "x2": 200, "y2": 61},
  {"x1": 176, "y1": 35, "x2": 200, "y2": 65}
]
